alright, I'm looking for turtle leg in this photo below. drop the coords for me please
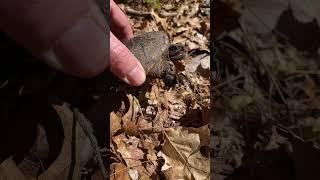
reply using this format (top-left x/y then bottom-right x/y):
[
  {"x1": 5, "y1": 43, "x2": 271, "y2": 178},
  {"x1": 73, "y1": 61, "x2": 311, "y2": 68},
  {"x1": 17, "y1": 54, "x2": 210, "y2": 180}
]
[
  {"x1": 163, "y1": 61, "x2": 177, "y2": 86},
  {"x1": 169, "y1": 43, "x2": 186, "y2": 62}
]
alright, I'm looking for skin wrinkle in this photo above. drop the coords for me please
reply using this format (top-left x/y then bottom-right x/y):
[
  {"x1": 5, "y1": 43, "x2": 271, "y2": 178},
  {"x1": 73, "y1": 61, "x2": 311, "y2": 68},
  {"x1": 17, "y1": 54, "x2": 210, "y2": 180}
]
[{"x1": 110, "y1": 34, "x2": 134, "y2": 77}]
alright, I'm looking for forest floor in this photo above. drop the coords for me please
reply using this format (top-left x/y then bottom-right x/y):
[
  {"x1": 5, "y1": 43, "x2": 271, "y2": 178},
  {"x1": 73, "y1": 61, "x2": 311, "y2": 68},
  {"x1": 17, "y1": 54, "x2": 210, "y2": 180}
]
[
  {"x1": 0, "y1": 0, "x2": 210, "y2": 180},
  {"x1": 109, "y1": 0, "x2": 211, "y2": 179},
  {"x1": 212, "y1": 0, "x2": 320, "y2": 179}
]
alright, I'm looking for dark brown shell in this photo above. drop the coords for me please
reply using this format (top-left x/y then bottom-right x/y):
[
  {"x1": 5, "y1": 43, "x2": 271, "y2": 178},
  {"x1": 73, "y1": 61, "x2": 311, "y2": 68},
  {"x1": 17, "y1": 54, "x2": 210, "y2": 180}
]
[{"x1": 125, "y1": 31, "x2": 172, "y2": 78}]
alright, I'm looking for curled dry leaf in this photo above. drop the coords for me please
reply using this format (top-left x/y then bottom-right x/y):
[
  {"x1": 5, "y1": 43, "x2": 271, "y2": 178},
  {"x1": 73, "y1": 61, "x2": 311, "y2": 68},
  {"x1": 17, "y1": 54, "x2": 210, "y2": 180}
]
[
  {"x1": 122, "y1": 94, "x2": 141, "y2": 136},
  {"x1": 140, "y1": 134, "x2": 160, "y2": 175},
  {"x1": 112, "y1": 134, "x2": 150, "y2": 179},
  {"x1": 110, "y1": 112, "x2": 122, "y2": 137},
  {"x1": 152, "y1": 107, "x2": 169, "y2": 132},
  {"x1": 159, "y1": 126, "x2": 210, "y2": 180},
  {"x1": 113, "y1": 134, "x2": 144, "y2": 168},
  {"x1": 137, "y1": 116, "x2": 153, "y2": 132},
  {"x1": 146, "y1": 84, "x2": 161, "y2": 106}
]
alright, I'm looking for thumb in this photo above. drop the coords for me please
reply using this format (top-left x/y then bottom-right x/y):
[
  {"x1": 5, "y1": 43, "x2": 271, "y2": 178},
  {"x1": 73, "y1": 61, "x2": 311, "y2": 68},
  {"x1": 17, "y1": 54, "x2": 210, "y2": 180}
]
[
  {"x1": 0, "y1": 0, "x2": 108, "y2": 78},
  {"x1": 110, "y1": 32, "x2": 146, "y2": 86}
]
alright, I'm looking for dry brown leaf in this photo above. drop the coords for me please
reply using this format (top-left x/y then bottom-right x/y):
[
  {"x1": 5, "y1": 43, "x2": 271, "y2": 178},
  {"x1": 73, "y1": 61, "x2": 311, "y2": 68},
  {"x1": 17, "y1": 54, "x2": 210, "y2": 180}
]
[
  {"x1": 110, "y1": 163, "x2": 130, "y2": 180},
  {"x1": 183, "y1": 125, "x2": 210, "y2": 148},
  {"x1": 113, "y1": 134, "x2": 144, "y2": 167},
  {"x1": 146, "y1": 84, "x2": 160, "y2": 106},
  {"x1": 122, "y1": 94, "x2": 140, "y2": 136},
  {"x1": 112, "y1": 134, "x2": 150, "y2": 179},
  {"x1": 303, "y1": 76, "x2": 320, "y2": 110},
  {"x1": 140, "y1": 135, "x2": 159, "y2": 176},
  {"x1": 159, "y1": 126, "x2": 210, "y2": 180},
  {"x1": 200, "y1": 19, "x2": 210, "y2": 35},
  {"x1": 153, "y1": 107, "x2": 169, "y2": 132},
  {"x1": 151, "y1": 9, "x2": 167, "y2": 29},
  {"x1": 110, "y1": 112, "x2": 122, "y2": 137},
  {"x1": 137, "y1": 116, "x2": 153, "y2": 132}
]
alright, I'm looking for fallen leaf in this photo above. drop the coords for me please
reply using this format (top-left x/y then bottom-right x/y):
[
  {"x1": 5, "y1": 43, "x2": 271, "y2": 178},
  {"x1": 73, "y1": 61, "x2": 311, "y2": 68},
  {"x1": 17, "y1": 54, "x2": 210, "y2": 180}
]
[
  {"x1": 110, "y1": 163, "x2": 130, "y2": 180},
  {"x1": 159, "y1": 127, "x2": 210, "y2": 180},
  {"x1": 185, "y1": 54, "x2": 208, "y2": 73},
  {"x1": 112, "y1": 134, "x2": 150, "y2": 179},
  {"x1": 113, "y1": 134, "x2": 144, "y2": 167},
  {"x1": 128, "y1": 169, "x2": 139, "y2": 180},
  {"x1": 137, "y1": 116, "x2": 153, "y2": 132},
  {"x1": 146, "y1": 85, "x2": 160, "y2": 106},
  {"x1": 110, "y1": 112, "x2": 122, "y2": 137},
  {"x1": 122, "y1": 94, "x2": 140, "y2": 136}
]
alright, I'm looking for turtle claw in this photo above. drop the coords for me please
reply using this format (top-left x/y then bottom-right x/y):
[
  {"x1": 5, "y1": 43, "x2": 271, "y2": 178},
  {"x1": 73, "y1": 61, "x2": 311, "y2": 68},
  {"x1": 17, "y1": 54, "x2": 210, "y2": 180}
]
[{"x1": 163, "y1": 61, "x2": 177, "y2": 86}]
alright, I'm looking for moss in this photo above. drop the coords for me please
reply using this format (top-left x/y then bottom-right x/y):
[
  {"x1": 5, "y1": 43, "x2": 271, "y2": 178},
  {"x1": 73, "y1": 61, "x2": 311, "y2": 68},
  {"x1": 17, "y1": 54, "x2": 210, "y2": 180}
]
[{"x1": 144, "y1": 0, "x2": 161, "y2": 9}]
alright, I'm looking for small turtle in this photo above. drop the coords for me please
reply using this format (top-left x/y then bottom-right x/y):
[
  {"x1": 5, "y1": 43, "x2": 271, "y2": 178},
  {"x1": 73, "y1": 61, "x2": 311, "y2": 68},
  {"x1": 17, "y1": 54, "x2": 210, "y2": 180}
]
[{"x1": 125, "y1": 31, "x2": 185, "y2": 85}]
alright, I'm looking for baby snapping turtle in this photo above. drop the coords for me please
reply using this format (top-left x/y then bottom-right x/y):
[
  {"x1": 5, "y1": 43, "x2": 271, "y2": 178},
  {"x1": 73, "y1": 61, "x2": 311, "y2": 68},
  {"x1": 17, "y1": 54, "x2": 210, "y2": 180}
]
[{"x1": 125, "y1": 31, "x2": 185, "y2": 85}]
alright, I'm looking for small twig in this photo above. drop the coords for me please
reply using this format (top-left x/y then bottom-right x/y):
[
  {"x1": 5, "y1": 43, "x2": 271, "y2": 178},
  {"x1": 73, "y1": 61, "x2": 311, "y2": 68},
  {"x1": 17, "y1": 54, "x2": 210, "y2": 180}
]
[
  {"x1": 73, "y1": 108, "x2": 108, "y2": 179},
  {"x1": 32, "y1": 152, "x2": 45, "y2": 173},
  {"x1": 212, "y1": 74, "x2": 243, "y2": 89},
  {"x1": 292, "y1": 70, "x2": 320, "y2": 75},
  {"x1": 125, "y1": 7, "x2": 177, "y2": 18},
  {"x1": 158, "y1": 10, "x2": 178, "y2": 17},
  {"x1": 125, "y1": 7, "x2": 152, "y2": 17}
]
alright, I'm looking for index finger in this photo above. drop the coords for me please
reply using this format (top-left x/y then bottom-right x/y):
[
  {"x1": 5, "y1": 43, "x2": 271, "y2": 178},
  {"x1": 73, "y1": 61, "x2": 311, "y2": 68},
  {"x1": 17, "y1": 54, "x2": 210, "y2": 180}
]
[{"x1": 110, "y1": 0, "x2": 133, "y2": 42}]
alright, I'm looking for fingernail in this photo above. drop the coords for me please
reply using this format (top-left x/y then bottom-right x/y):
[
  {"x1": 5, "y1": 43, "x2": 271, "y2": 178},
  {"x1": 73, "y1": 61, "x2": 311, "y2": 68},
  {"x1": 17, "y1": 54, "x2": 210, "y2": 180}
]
[
  {"x1": 124, "y1": 65, "x2": 146, "y2": 86},
  {"x1": 52, "y1": 16, "x2": 108, "y2": 77}
]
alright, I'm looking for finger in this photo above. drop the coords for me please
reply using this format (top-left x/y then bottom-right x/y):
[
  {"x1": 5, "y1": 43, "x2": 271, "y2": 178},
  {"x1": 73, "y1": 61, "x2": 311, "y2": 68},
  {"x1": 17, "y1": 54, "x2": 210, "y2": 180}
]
[
  {"x1": 110, "y1": 0, "x2": 133, "y2": 42},
  {"x1": 0, "y1": 0, "x2": 108, "y2": 78},
  {"x1": 110, "y1": 32, "x2": 145, "y2": 86}
]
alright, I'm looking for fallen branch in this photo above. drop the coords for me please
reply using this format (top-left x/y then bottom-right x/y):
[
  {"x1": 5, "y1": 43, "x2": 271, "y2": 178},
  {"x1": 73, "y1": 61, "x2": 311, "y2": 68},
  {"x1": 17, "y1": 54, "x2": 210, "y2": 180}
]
[
  {"x1": 125, "y1": 7, "x2": 151, "y2": 17},
  {"x1": 125, "y1": 7, "x2": 177, "y2": 17}
]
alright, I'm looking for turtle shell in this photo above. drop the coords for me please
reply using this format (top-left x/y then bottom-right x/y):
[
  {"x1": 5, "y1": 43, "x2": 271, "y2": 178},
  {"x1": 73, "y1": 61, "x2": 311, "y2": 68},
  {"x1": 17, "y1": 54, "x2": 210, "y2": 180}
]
[{"x1": 125, "y1": 31, "x2": 171, "y2": 78}]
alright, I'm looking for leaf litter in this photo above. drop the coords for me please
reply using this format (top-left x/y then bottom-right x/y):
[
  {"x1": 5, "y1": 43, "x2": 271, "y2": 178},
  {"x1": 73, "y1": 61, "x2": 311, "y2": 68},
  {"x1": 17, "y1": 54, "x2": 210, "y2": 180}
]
[
  {"x1": 213, "y1": 0, "x2": 320, "y2": 179},
  {"x1": 0, "y1": 0, "x2": 209, "y2": 179},
  {"x1": 109, "y1": 0, "x2": 210, "y2": 179}
]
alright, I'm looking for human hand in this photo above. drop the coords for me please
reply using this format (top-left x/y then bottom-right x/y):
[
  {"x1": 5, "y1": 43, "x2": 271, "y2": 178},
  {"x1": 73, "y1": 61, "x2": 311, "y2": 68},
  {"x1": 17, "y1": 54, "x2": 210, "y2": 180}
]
[
  {"x1": 109, "y1": 0, "x2": 146, "y2": 86},
  {"x1": 0, "y1": 0, "x2": 145, "y2": 86}
]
